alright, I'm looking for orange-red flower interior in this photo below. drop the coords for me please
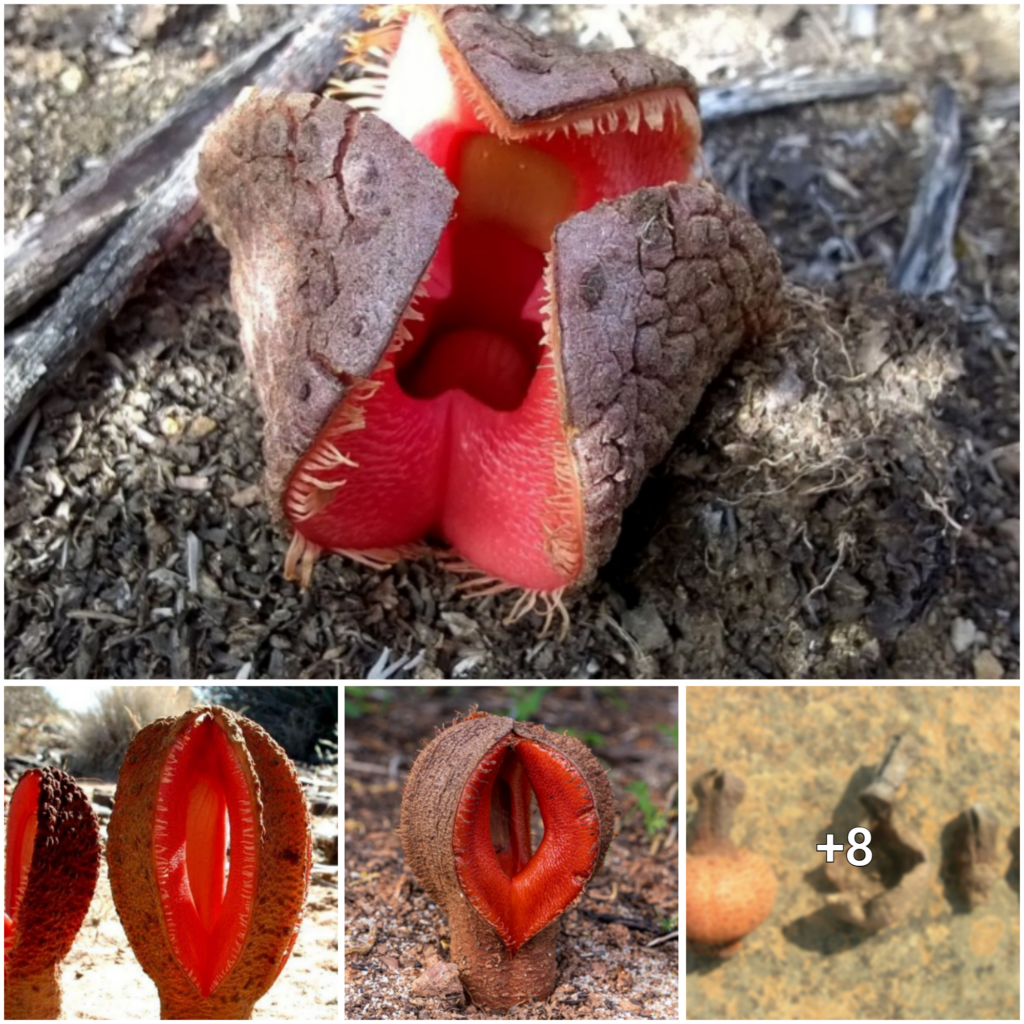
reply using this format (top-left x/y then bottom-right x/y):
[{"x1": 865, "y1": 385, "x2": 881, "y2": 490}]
[
  {"x1": 107, "y1": 706, "x2": 311, "y2": 1020},
  {"x1": 284, "y1": 6, "x2": 701, "y2": 598},
  {"x1": 452, "y1": 735, "x2": 604, "y2": 956}
]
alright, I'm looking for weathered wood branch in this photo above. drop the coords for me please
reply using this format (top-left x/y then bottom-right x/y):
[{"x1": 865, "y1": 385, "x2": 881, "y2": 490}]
[
  {"x1": 890, "y1": 81, "x2": 971, "y2": 296},
  {"x1": 4, "y1": 10, "x2": 346, "y2": 325},
  {"x1": 4, "y1": 4, "x2": 364, "y2": 442},
  {"x1": 702, "y1": 70, "x2": 905, "y2": 124}
]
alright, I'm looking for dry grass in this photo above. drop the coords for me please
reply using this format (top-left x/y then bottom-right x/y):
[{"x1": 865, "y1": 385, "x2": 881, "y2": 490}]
[
  {"x1": 3, "y1": 685, "x2": 63, "y2": 755},
  {"x1": 66, "y1": 686, "x2": 195, "y2": 777}
]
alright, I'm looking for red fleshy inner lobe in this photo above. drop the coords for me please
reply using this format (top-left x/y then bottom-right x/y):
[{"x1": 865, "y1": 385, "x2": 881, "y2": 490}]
[
  {"x1": 4, "y1": 771, "x2": 41, "y2": 941},
  {"x1": 154, "y1": 715, "x2": 259, "y2": 997},
  {"x1": 453, "y1": 737, "x2": 602, "y2": 956},
  {"x1": 287, "y1": 12, "x2": 698, "y2": 591}
]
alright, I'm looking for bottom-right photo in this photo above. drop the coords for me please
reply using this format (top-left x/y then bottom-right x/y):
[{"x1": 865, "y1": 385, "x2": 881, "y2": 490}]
[{"x1": 686, "y1": 685, "x2": 1020, "y2": 1020}]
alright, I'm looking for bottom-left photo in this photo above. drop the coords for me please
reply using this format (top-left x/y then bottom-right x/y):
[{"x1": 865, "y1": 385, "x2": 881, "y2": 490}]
[{"x1": 3, "y1": 683, "x2": 339, "y2": 1020}]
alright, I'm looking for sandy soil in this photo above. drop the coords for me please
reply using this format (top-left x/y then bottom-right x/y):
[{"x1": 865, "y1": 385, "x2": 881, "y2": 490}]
[
  {"x1": 59, "y1": 842, "x2": 339, "y2": 1020},
  {"x1": 687, "y1": 685, "x2": 1020, "y2": 1019}
]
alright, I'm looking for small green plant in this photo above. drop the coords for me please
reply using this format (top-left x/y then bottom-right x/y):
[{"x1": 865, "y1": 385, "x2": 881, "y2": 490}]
[
  {"x1": 604, "y1": 690, "x2": 629, "y2": 712},
  {"x1": 505, "y1": 686, "x2": 551, "y2": 721},
  {"x1": 344, "y1": 686, "x2": 390, "y2": 719},
  {"x1": 657, "y1": 721, "x2": 678, "y2": 745},
  {"x1": 627, "y1": 780, "x2": 668, "y2": 837},
  {"x1": 659, "y1": 913, "x2": 679, "y2": 932}
]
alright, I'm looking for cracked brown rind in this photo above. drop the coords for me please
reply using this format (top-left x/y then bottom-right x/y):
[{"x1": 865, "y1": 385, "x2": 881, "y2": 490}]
[
  {"x1": 399, "y1": 712, "x2": 616, "y2": 1012},
  {"x1": 197, "y1": 92, "x2": 456, "y2": 516},
  {"x1": 434, "y1": 4, "x2": 700, "y2": 124},
  {"x1": 106, "y1": 705, "x2": 311, "y2": 1020},
  {"x1": 552, "y1": 182, "x2": 784, "y2": 582},
  {"x1": 4, "y1": 767, "x2": 100, "y2": 1021}
]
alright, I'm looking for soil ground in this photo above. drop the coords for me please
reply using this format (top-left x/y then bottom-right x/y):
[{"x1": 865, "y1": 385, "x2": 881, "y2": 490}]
[
  {"x1": 4, "y1": 5, "x2": 1018, "y2": 678},
  {"x1": 61, "y1": 818, "x2": 339, "y2": 1020}
]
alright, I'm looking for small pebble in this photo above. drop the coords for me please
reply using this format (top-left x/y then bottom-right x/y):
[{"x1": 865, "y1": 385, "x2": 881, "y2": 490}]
[
  {"x1": 950, "y1": 617, "x2": 977, "y2": 654},
  {"x1": 622, "y1": 602, "x2": 671, "y2": 654},
  {"x1": 59, "y1": 64, "x2": 86, "y2": 94},
  {"x1": 995, "y1": 517, "x2": 1020, "y2": 557},
  {"x1": 973, "y1": 649, "x2": 1004, "y2": 680}
]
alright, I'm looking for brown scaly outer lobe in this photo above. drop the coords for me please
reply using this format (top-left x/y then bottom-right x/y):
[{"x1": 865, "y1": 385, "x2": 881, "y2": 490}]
[
  {"x1": 4, "y1": 767, "x2": 100, "y2": 1021},
  {"x1": 105, "y1": 705, "x2": 311, "y2": 1020},
  {"x1": 552, "y1": 182, "x2": 785, "y2": 581},
  {"x1": 432, "y1": 4, "x2": 700, "y2": 123},
  {"x1": 400, "y1": 714, "x2": 616, "y2": 1011},
  {"x1": 197, "y1": 93, "x2": 457, "y2": 519}
]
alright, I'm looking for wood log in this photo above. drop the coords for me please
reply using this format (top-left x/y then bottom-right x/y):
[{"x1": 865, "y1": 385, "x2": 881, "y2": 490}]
[
  {"x1": 4, "y1": 4, "x2": 364, "y2": 441},
  {"x1": 890, "y1": 82, "x2": 970, "y2": 296},
  {"x1": 702, "y1": 70, "x2": 904, "y2": 123},
  {"x1": 4, "y1": 11, "x2": 342, "y2": 325}
]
